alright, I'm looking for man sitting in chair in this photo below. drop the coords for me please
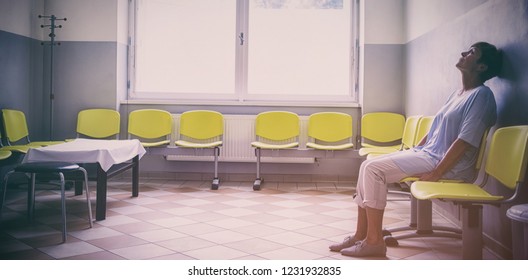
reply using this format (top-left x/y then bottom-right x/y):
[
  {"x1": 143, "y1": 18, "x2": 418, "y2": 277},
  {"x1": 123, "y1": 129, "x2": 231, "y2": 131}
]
[{"x1": 330, "y1": 42, "x2": 502, "y2": 257}]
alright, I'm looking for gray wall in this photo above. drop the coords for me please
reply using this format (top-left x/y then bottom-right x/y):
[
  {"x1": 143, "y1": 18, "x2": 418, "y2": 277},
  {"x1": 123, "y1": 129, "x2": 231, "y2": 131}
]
[
  {"x1": 360, "y1": 0, "x2": 406, "y2": 114},
  {"x1": 0, "y1": 0, "x2": 45, "y2": 139},
  {"x1": 51, "y1": 41, "x2": 119, "y2": 139}
]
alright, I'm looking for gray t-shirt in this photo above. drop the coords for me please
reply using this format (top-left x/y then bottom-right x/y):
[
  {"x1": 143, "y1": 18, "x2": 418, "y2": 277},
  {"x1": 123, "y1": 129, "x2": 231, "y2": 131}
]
[{"x1": 394, "y1": 85, "x2": 497, "y2": 181}]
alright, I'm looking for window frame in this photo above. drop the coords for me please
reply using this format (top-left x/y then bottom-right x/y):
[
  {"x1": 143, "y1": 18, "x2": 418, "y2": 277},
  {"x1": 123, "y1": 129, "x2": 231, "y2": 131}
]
[{"x1": 127, "y1": 0, "x2": 360, "y2": 105}]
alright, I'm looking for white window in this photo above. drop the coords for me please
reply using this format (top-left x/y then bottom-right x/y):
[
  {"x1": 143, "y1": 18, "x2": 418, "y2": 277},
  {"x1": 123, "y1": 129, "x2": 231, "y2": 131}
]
[{"x1": 129, "y1": 0, "x2": 359, "y2": 104}]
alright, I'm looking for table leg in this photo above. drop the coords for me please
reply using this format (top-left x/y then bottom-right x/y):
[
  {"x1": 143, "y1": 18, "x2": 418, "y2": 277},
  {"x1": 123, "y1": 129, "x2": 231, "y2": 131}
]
[
  {"x1": 96, "y1": 164, "x2": 108, "y2": 221},
  {"x1": 132, "y1": 155, "x2": 139, "y2": 197},
  {"x1": 27, "y1": 174, "x2": 36, "y2": 222},
  {"x1": 74, "y1": 180, "x2": 83, "y2": 195}
]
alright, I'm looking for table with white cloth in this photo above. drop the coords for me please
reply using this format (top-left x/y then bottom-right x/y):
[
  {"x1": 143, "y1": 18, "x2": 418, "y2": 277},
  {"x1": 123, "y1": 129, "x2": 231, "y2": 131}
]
[{"x1": 23, "y1": 139, "x2": 146, "y2": 220}]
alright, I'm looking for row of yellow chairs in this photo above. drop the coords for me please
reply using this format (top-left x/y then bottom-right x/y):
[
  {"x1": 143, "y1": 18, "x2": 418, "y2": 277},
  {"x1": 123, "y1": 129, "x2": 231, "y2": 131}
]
[
  {"x1": 77, "y1": 109, "x2": 224, "y2": 189},
  {"x1": 127, "y1": 110, "x2": 354, "y2": 190},
  {"x1": 2, "y1": 109, "x2": 417, "y2": 158},
  {"x1": 77, "y1": 109, "x2": 358, "y2": 191},
  {"x1": 1, "y1": 108, "x2": 356, "y2": 190},
  {"x1": 2, "y1": 108, "x2": 431, "y2": 191},
  {"x1": 251, "y1": 111, "x2": 354, "y2": 190},
  {"x1": 0, "y1": 108, "x2": 224, "y2": 189}
]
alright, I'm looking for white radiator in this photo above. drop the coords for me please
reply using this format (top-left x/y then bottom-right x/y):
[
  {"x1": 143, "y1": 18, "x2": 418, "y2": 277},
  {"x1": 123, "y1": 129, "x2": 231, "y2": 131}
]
[{"x1": 166, "y1": 114, "x2": 313, "y2": 163}]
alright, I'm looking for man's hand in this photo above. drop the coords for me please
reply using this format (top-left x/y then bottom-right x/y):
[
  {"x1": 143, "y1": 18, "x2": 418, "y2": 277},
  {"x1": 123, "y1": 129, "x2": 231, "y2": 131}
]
[{"x1": 418, "y1": 171, "x2": 442, "y2": 182}]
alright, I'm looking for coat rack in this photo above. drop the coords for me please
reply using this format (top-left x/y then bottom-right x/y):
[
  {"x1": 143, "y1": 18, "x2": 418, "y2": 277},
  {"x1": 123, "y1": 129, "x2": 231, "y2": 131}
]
[{"x1": 39, "y1": 14, "x2": 67, "y2": 140}]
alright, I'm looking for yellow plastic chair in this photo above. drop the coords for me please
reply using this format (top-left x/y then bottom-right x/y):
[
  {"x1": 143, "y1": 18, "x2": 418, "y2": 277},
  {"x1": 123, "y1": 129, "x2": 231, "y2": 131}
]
[
  {"x1": 359, "y1": 115, "x2": 421, "y2": 159},
  {"x1": 77, "y1": 109, "x2": 120, "y2": 139},
  {"x1": 251, "y1": 111, "x2": 300, "y2": 190},
  {"x1": 359, "y1": 112, "x2": 405, "y2": 149},
  {"x1": 1, "y1": 109, "x2": 63, "y2": 146},
  {"x1": 175, "y1": 110, "x2": 224, "y2": 190},
  {"x1": 0, "y1": 150, "x2": 13, "y2": 207},
  {"x1": 410, "y1": 125, "x2": 528, "y2": 259},
  {"x1": 306, "y1": 112, "x2": 354, "y2": 150},
  {"x1": 384, "y1": 128, "x2": 490, "y2": 247},
  {"x1": 128, "y1": 109, "x2": 173, "y2": 147},
  {"x1": 0, "y1": 129, "x2": 32, "y2": 154},
  {"x1": 413, "y1": 116, "x2": 434, "y2": 146},
  {"x1": 0, "y1": 150, "x2": 11, "y2": 161}
]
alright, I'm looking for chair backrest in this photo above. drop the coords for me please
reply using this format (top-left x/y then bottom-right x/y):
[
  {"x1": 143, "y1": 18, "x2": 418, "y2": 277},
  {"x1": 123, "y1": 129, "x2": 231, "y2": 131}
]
[
  {"x1": 463, "y1": 128, "x2": 490, "y2": 183},
  {"x1": 179, "y1": 110, "x2": 224, "y2": 140},
  {"x1": 77, "y1": 109, "x2": 121, "y2": 139},
  {"x1": 308, "y1": 112, "x2": 353, "y2": 143},
  {"x1": 128, "y1": 109, "x2": 173, "y2": 139},
  {"x1": 413, "y1": 116, "x2": 434, "y2": 146},
  {"x1": 400, "y1": 115, "x2": 422, "y2": 150},
  {"x1": 475, "y1": 128, "x2": 490, "y2": 174},
  {"x1": 255, "y1": 111, "x2": 299, "y2": 141},
  {"x1": 485, "y1": 125, "x2": 528, "y2": 190},
  {"x1": 361, "y1": 112, "x2": 405, "y2": 145},
  {"x1": 2, "y1": 109, "x2": 30, "y2": 144}
]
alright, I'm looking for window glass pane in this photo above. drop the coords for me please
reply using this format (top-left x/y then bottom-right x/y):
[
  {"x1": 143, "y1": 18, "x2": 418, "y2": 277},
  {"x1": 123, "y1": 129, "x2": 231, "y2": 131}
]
[
  {"x1": 135, "y1": 0, "x2": 236, "y2": 95},
  {"x1": 248, "y1": 0, "x2": 351, "y2": 96}
]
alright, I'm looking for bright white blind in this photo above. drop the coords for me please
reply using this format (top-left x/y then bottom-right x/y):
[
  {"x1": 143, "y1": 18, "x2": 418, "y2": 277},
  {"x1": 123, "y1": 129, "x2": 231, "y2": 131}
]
[
  {"x1": 132, "y1": 0, "x2": 357, "y2": 102},
  {"x1": 248, "y1": 0, "x2": 351, "y2": 96},
  {"x1": 134, "y1": 0, "x2": 237, "y2": 95}
]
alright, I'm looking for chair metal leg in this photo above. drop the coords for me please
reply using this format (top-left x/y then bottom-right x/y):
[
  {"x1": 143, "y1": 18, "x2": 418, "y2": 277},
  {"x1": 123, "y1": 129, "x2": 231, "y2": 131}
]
[
  {"x1": 2, "y1": 165, "x2": 93, "y2": 244},
  {"x1": 212, "y1": 146, "x2": 220, "y2": 190},
  {"x1": 28, "y1": 173, "x2": 36, "y2": 222},
  {"x1": 79, "y1": 167, "x2": 93, "y2": 227},
  {"x1": 1, "y1": 170, "x2": 14, "y2": 220},
  {"x1": 59, "y1": 172, "x2": 67, "y2": 243},
  {"x1": 3, "y1": 171, "x2": 39, "y2": 223},
  {"x1": 384, "y1": 199, "x2": 462, "y2": 246},
  {"x1": 253, "y1": 148, "x2": 262, "y2": 191},
  {"x1": 132, "y1": 155, "x2": 139, "y2": 197}
]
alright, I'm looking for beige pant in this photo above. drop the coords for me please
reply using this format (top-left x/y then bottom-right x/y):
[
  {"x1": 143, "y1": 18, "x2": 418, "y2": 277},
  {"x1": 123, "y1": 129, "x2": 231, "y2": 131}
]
[{"x1": 354, "y1": 151, "x2": 436, "y2": 210}]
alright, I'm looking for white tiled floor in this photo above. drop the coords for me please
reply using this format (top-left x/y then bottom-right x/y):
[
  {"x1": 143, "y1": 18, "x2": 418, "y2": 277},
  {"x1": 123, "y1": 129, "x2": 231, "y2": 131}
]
[{"x1": 0, "y1": 178, "x2": 497, "y2": 260}]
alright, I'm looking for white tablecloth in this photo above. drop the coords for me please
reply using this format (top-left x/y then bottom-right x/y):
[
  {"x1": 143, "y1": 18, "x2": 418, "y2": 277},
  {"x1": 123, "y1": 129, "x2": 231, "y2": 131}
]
[{"x1": 24, "y1": 139, "x2": 146, "y2": 172}]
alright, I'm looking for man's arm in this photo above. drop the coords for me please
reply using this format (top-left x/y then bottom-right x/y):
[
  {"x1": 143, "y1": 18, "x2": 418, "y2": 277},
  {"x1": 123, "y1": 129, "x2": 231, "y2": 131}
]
[{"x1": 416, "y1": 135, "x2": 427, "y2": 147}]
